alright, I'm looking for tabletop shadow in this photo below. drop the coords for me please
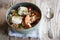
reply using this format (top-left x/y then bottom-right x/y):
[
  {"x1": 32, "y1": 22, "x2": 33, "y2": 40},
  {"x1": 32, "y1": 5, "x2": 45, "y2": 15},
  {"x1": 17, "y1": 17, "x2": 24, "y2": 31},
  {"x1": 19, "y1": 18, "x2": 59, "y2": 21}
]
[{"x1": 0, "y1": 21, "x2": 9, "y2": 35}]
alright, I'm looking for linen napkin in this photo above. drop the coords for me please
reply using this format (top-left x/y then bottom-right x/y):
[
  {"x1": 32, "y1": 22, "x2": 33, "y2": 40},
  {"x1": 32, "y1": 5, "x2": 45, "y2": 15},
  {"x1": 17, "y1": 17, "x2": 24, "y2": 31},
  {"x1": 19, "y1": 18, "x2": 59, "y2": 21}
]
[{"x1": 8, "y1": 28, "x2": 39, "y2": 38}]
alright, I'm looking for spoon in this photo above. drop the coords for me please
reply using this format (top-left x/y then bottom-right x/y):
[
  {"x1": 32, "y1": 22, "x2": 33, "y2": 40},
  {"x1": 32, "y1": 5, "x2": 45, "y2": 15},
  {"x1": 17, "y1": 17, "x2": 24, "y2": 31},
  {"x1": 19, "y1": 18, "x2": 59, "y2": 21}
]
[
  {"x1": 46, "y1": 8, "x2": 54, "y2": 20},
  {"x1": 45, "y1": 8, "x2": 54, "y2": 39}
]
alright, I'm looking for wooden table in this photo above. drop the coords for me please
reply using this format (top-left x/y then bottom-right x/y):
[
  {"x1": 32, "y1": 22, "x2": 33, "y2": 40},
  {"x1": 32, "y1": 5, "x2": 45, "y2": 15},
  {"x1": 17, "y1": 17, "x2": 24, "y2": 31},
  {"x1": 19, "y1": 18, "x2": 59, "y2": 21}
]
[{"x1": 0, "y1": 0, "x2": 60, "y2": 40}]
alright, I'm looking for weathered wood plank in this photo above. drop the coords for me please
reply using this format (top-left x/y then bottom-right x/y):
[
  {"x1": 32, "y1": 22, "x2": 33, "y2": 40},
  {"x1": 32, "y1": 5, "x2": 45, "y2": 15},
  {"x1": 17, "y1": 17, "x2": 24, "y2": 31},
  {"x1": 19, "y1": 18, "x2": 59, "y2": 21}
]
[
  {"x1": 56, "y1": 0, "x2": 60, "y2": 40},
  {"x1": 11, "y1": 0, "x2": 36, "y2": 5},
  {"x1": 30, "y1": 38, "x2": 40, "y2": 40},
  {"x1": 0, "y1": 0, "x2": 11, "y2": 40},
  {"x1": 37, "y1": 0, "x2": 59, "y2": 40},
  {"x1": 38, "y1": 1, "x2": 50, "y2": 40},
  {"x1": 50, "y1": 0, "x2": 59, "y2": 39},
  {"x1": 0, "y1": 0, "x2": 11, "y2": 25},
  {"x1": 10, "y1": 37, "x2": 29, "y2": 40},
  {"x1": 0, "y1": 33, "x2": 9, "y2": 40}
]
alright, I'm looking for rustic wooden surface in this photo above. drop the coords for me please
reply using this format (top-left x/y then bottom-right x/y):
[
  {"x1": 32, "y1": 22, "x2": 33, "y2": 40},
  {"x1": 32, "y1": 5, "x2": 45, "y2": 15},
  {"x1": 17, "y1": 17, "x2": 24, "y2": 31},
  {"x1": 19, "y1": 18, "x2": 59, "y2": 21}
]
[{"x1": 0, "y1": 0, "x2": 60, "y2": 40}]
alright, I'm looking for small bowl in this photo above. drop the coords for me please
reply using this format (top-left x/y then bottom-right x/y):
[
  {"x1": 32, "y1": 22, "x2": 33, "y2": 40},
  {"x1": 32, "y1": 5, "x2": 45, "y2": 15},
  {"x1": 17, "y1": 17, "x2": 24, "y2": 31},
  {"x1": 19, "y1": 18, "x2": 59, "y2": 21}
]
[{"x1": 6, "y1": 2, "x2": 41, "y2": 34}]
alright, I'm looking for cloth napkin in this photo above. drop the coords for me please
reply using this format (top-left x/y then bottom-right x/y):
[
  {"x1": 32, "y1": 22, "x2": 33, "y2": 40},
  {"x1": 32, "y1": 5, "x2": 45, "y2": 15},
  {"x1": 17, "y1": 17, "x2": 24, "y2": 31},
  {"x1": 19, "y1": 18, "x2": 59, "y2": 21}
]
[{"x1": 8, "y1": 28, "x2": 39, "y2": 38}]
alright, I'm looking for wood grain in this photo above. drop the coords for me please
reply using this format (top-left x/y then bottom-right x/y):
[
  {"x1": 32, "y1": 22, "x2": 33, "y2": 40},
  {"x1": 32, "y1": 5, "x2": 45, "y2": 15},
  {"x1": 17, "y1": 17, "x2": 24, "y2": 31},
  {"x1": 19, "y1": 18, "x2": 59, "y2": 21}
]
[{"x1": 10, "y1": 37, "x2": 29, "y2": 40}]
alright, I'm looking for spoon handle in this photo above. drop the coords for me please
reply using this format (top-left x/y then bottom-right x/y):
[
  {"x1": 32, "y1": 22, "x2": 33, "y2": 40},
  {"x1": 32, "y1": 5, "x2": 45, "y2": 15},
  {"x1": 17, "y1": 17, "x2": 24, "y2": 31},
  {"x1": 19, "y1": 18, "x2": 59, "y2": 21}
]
[{"x1": 48, "y1": 18, "x2": 53, "y2": 39}]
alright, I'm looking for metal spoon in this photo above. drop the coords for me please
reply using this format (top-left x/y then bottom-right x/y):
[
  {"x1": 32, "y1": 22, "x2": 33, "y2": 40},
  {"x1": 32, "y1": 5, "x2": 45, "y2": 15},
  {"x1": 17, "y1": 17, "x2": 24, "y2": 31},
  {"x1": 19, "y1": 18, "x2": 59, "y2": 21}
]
[
  {"x1": 45, "y1": 8, "x2": 54, "y2": 39},
  {"x1": 46, "y1": 8, "x2": 54, "y2": 20}
]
